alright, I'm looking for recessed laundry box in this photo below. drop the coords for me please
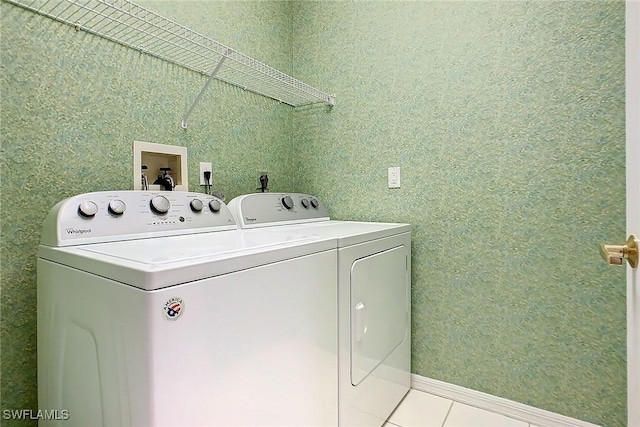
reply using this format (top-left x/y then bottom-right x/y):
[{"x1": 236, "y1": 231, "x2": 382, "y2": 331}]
[{"x1": 133, "y1": 141, "x2": 188, "y2": 192}]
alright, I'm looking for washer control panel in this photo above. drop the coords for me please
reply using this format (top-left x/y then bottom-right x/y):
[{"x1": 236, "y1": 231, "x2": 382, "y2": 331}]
[
  {"x1": 41, "y1": 191, "x2": 237, "y2": 246},
  {"x1": 228, "y1": 193, "x2": 330, "y2": 228}
]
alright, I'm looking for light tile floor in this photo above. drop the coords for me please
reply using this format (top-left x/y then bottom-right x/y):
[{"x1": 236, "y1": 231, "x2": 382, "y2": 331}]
[{"x1": 385, "y1": 390, "x2": 538, "y2": 427}]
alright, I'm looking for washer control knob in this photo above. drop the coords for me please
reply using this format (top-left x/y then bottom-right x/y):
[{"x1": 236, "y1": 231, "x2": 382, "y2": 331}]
[
  {"x1": 209, "y1": 199, "x2": 221, "y2": 213},
  {"x1": 282, "y1": 196, "x2": 294, "y2": 210},
  {"x1": 108, "y1": 199, "x2": 126, "y2": 216},
  {"x1": 301, "y1": 198, "x2": 310, "y2": 208},
  {"x1": 310, "y1": 198, "x2": 319, "y2": 209},
  {"x1": 78, "y1": 201, "x2": 99, "y2": 217},
  {"x1": 150, "y1": 195, "x2": 170, "y2": 214},
  {"x1": 190, "y1": 199, "x2": 204, "y2": 212}
]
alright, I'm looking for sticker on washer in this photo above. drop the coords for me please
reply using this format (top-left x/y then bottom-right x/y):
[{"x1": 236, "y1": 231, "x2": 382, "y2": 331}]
[{"x1": 163, "y1": 297, "x2": 184, "y2": 320}]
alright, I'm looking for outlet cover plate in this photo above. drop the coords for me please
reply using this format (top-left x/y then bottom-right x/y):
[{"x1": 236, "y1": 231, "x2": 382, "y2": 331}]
[
  {"x1": 388, "y1": 166, "x2": 401, "y2": 188},
  {"x1": 200, "y1": 162, "x2": 212, "y2": 186}
]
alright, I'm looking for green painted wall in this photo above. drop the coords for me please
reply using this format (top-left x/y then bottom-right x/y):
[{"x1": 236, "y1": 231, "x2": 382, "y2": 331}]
[
  {"x1": 0, "y1": 1, "x2": 627, "y2": 426},
  {"x1": 291, "y1": 1, "x2": 626, "y2": 426},
  {"x1": 0, "y1": 1, "x2": 294, "y2": 425}
]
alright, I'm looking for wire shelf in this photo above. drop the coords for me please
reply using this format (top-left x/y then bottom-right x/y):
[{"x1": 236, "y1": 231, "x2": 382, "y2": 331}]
[{"x1": 6, "y1": 0, "x2": 335, "y2": 124}]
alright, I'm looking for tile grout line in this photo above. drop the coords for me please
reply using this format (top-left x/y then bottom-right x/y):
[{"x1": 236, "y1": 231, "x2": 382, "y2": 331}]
[{"x1": 441, "y1": 400, "x2": 455, "y2": 427}]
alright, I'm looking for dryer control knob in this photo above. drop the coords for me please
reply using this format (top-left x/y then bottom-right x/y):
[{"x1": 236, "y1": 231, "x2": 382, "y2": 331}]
[
  {"x1": 78, "y1": 201, "x2": 99, "y2": 217},
  {"x1": 310, "y1": 198, "x2": 319, "y2": 209},
  {"x1": 190, "y1": 199, "x2": 204, "y2": 212},
  {"x1": 301, "y1": 198, "x2": 310, "y2": 208},
  {"x1": 108, "y1": 199, "x2": 126, "y2": 216},
  {"x1": 209, "y1": 199, "x2": 221, "y2": 213},
  {"x1": 150, "y1": 195, "x2": 170, "y2": 214},
  {"x1": 282, "y1": 196, "x2": 294, "y2": 210}
]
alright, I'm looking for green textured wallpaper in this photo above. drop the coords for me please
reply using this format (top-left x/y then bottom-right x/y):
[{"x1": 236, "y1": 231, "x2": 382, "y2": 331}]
[
  {"x1": 291, "y1": 1, "x2": 626, "y2": 426},
  {"x1": 0, "y1": 1, "x2": 628, "y2": 427},
  {"x1": 1, "y1": 1, "x2": 294, "y2": 425}
]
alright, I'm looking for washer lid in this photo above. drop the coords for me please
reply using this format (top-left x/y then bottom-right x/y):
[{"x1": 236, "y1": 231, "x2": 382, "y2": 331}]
[{"x1": 38, "y1": 229, "x2": 335, "y2": 290}]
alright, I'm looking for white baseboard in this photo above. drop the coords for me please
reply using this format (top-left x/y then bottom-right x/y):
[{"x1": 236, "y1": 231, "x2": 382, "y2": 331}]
[{"x1": 410, "y1": 374, "x2": 602, "y2": 427}]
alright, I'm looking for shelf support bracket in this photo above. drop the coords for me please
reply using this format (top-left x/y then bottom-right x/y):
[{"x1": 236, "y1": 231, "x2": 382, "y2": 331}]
[{"x1": 181, "y1": 49, "x2": 232, "y2": 129}]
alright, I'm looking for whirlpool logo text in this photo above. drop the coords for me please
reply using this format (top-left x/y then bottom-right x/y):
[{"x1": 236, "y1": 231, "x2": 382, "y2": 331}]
[{"x1": 65, "y1": 228, "x2": 92, "y2": 235}]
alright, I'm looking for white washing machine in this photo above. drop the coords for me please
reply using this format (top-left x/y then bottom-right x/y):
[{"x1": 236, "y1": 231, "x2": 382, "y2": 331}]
[
  {"x1": 228, "y1": 193, "x2": 411, "y2": 427},
  {"x1": 37, "y1": 191, "x2": 338, "y2": 427}
]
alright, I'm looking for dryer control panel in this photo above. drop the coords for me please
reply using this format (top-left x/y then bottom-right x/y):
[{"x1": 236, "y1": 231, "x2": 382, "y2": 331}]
[
  {"x1": 227, "y1": 193, "x2": 330, "y2": 229},
  {"x1": 41, "y1": 191, "x2": 237, "y2": 246}
]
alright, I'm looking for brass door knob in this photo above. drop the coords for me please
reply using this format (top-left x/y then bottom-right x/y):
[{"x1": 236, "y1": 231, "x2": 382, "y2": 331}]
[{"x1": 600, "y1": 235, "x2": 638, "y2": 268}]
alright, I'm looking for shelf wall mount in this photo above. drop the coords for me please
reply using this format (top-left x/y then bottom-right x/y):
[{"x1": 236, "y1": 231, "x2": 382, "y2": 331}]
[{"x1": 181, "y1": 48, "x2": 231, "y2": 130}]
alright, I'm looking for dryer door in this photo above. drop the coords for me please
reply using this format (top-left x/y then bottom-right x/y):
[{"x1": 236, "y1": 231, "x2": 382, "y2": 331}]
[{"x1": 350, "y1": 245, "x2": 408, "y2": 386}]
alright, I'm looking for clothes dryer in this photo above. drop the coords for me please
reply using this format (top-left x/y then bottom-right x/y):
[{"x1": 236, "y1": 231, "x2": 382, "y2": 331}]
[
  {"x1": 228, "y1": 193, "x2": 411, "y2": 427},
  {"x1": 37, "y1": 191, "x2": 338, "y2": 427}
]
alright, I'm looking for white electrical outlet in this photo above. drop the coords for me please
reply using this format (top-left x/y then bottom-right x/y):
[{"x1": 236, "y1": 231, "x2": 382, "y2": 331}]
[
  {"x1": 200, "y1": 162, "x2": 212, "y2": 186},
  {"x1": 388, "y1": 167, "x2": 401, "y2": 188}
]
